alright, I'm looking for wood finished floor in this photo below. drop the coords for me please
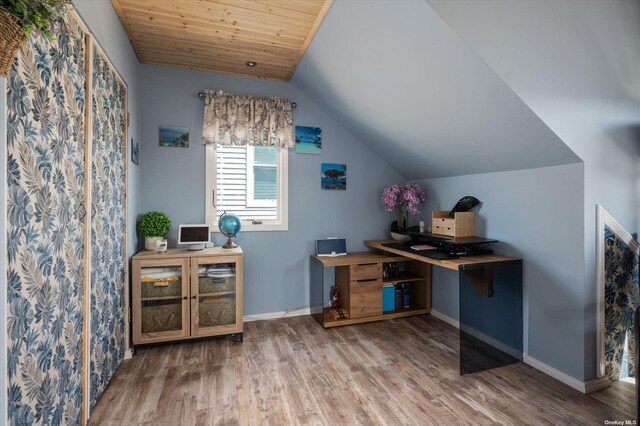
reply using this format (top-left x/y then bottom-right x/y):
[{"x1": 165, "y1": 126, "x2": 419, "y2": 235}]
[
  {"x1": 591, "y1": 378, "x2": 636, "y2": 419},
  {"x1": 89, "y1": 315, "x2": 632, "y2": 425}
]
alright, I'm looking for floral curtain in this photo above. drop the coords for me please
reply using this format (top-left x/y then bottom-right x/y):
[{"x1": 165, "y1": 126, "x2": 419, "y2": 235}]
[
  {"x1": 604, "y1": 225, "x2": 640, "y2": 381},
  {"x1": 201, "y1": 89, "x2": 294, "y2": 148}
]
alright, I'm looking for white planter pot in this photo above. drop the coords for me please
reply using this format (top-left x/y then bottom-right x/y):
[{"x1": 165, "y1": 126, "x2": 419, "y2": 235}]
[
  {"x1": 390, "y1": 232, "x2": 411, "y2": 243},
  {"x1": 144, "y1": 236, "x2": 163, "y2": 250}
]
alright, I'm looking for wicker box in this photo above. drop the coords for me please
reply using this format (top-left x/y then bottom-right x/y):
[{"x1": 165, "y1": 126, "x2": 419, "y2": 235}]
[
  {"x1": 141, "y1": 302, "x2": 182, "y2": 333},
  {"x1": 198, "y1": 296, "x2": 235, "y2": 327},
  {"x1": 198, "y1": 277, "x2": 235, "y2": 294},
  {"x1": 431, "y1": 211, "x2": 475, "y2": 237},
  {"x1": 141, "y1": 280, "x2": 182, "y2": 298}
]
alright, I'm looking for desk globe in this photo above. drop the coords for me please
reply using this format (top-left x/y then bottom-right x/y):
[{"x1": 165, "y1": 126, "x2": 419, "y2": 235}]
[{"x1": 218, "y1": 211, "x2": 241, "y2": 249}]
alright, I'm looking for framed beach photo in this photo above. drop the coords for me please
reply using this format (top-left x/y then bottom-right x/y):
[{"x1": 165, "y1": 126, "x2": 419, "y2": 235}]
[
  {"x1": 295, "y1": 126, "x2": 322, "y2": 154},
  {"x1": 159, "y1": 125, "x2": 189, "y2": 148},
  {"x1": 131, "y1": 138, "x2": 139, "y2": 165},
  {"x1": 321, "y1": 163, "x2": 346, "y2": 190}
]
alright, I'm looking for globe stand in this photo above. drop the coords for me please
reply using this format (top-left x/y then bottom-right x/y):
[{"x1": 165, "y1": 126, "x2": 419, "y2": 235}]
[
  {"x1": 222, "y1": 236, "x2": 237, "y2": 249},
  {"x1": 218, "y1": 210, "x2": 240, "y2": 249}
]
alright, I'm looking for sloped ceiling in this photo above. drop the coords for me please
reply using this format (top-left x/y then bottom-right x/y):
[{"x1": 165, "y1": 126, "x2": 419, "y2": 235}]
[
  {"x1": 291, "y1": 0, "x2": 580, "y2": 179},
  {"x1": 426, "y1": 0, "x2": 640, "y2": 162}
]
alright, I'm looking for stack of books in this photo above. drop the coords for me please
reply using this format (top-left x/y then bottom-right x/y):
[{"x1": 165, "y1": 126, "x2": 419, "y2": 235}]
[{"x1": 206, "y1": 265, "x2": 235, "y2": 278}]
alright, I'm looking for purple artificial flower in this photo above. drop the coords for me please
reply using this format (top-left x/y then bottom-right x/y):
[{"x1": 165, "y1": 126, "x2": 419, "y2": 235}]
[{"x1": 381, "y1": 183, "x2": 426, "y2": 224}]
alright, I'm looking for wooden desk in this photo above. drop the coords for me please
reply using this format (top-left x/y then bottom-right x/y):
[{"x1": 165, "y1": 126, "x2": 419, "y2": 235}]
[
  {"x1": 364, "y1": 239, "x2": 519, "y2": 270},
  {"x1": 311, "y1": 252, "x2": 431, "y2": 328},
  {"x1": 310, "y1": 240, "x2": 524, "y2": 375}
]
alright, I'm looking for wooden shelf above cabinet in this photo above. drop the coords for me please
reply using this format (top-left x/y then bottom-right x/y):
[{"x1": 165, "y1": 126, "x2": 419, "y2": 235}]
[
  {"x1": 198, "y1": 291, "x2": 236, "y2": 297},
  {"x1": 141, "y1": 295, "x2": 183, "y2": 302},
  {"x1": 382, "y1": 271, "x2": 426, "y2": 284},
  {"x1": 311, "y1": 251, "x2": 410, "y2": 267}
]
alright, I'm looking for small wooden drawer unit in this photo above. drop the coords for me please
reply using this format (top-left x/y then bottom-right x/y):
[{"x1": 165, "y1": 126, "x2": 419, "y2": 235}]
[
  {"x1": 350, "y1": 263, "x2": 382, "y2": 280},
  {"x1": 337, "y1": 262, "x2": 383, "y2": 319},
  {"x1": 432, "y1": 211, "x2": 475, "y2": 237},
  {"x1": 349, "y1": 279, "x2": 383, "y2": 318}
]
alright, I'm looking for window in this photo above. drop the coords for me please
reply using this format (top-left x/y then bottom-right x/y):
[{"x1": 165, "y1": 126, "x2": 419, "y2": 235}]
[
  {"x1": 206, "y1": 144, "x2": 288, "y2": 231},
  {"x1": 246, "y1": 146, "x2": 277, "y2": 207}
]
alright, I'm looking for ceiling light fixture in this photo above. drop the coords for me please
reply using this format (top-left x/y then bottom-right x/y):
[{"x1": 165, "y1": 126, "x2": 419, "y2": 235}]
[{"x1": 245, "y1": 61, "x2": 257, "y2": 67}]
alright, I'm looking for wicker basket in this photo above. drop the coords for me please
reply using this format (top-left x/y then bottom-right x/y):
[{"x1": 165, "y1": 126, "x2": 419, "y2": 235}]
[
  {"x1": 0, "y1": 7, "x2": 26, "y2": 78},
  {"x1": 199, "y1": 296, "x2": 235, "y2": 328},
  {"x1": 141, "y1": 303, "x2": 182, "y2": 334}
]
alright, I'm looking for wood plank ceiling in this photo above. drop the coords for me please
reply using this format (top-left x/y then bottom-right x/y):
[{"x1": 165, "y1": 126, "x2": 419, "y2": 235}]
[{"x1": 110, "y1": 0, "x2": 333, "y2": 81}]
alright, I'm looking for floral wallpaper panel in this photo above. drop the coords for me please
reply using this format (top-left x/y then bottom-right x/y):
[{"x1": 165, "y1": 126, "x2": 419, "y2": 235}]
[
  {"x1": 7, "y1": 14, "x2": 87, "y2": 426},
  {"x1": 604, "y1": 225, "x2": 640, "y2": 381},
  {"x1": 89, "y1": 44, "x2": 127, "y2": 409}
]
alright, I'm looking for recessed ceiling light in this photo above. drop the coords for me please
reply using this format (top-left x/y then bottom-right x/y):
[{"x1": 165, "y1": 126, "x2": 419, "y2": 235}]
[{"x1": 246, "y1": 61, "x2": 257, "y2": 67}]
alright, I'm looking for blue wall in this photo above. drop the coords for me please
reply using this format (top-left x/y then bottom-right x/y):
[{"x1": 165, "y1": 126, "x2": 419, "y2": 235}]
[
  {"x1": 139, "y1": 64, "x2": 404, "y2": 315},
  {"x1": 428, "y1": 0, "x2": 640, "y2": 382},
  {"x1": 413, "y1": 162, "x2": 586, "y2": 380}
]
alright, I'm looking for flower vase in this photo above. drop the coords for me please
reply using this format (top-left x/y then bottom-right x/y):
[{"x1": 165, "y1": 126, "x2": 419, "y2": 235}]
[{"x1": 390, "y1": 232, "x2": 411, "y2": 243}]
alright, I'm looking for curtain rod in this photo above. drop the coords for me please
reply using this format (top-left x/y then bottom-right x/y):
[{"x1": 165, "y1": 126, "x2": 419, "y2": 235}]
[{"x1": 198, "y1": 91, "x2": 297, "y2": 109}]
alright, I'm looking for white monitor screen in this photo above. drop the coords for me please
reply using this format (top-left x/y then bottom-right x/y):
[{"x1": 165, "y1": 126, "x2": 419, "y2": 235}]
[
  {"x1": 179, "y1": 225, "x2": 211, "y2": 244},
  {"x1": 316, "y1": 238, "x2": 346, "y2": 256}
]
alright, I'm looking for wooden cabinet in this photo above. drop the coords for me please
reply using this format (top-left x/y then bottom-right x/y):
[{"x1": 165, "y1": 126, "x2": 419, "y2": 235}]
[{"x1": 132, "y1": 247, "x2": 243, "y2": 346}]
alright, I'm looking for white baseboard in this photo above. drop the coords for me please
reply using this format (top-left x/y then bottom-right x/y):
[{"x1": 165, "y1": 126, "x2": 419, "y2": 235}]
[
  {"x1": 431, "y1": 310, "x2": 520, "y2": 362},
  {"x1": 430, "y1": 309, "x2": 460, "y2": 328},
  {"x1": 523, "y1": 354, "x2": 585, "y2": 392},
  {"x1": 583, "y1": 375, "x2": 612, "y2": 394},
  {"x1": 243, "y1": 307, "x2": 311, "y2": 322},
  {"x1": 124, "y1": 349, "x2": 134, "y2": 360},
  {"x1": 430, "y1": 310, "x2": 608, "y2": 394},
  {"x1": 523, "y1": 355, "x2": 611, "y2": 394}
]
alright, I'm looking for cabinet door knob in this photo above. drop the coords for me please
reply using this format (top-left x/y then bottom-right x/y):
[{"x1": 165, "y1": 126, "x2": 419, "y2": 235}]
[
  {"x1": 183, "y1": 296, "x2": 187, "y2": 300},
  {"x1": 192, "y1": 296, "x2": 197, "y2": 299}
]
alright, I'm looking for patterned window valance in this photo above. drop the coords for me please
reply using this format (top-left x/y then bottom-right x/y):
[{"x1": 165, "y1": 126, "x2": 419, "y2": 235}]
[{"x1": 201, "y1": 89, "x2": 294, "y2": 148}]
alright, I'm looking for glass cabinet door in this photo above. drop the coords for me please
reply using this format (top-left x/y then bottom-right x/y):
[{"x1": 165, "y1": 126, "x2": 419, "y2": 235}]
[
  {"x1": 133, "y1": 258, "x2": 190, "y2": 343},
  {"x1": 191, "y1": 256, "x2": 242, "y2": 337}
]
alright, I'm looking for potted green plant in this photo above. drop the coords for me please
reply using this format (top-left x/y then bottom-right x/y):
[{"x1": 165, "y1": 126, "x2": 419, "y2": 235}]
[
  {"x1": 0, "y1": 0, "x2": 69, "y2": 77},
  {"x1": 138, "y1": 211, "x2": 171, "y2": 251}
]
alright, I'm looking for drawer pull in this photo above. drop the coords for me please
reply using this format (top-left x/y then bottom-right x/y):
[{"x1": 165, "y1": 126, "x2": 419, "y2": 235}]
[{"x1": 356, "y1": 278, "x2": 378, "y2": 283}]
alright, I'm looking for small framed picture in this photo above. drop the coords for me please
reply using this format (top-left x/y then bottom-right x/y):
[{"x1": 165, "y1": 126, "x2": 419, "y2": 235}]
[
  {"x1": 321, "y1": 163, "x2": 346, "y2": 190},
  {"x1": 131, "y1": 138, "x2": 139, "y2": 165},
  {"x1": 159, "y1": 125, "x2": 189, "y2": 148},
  {"x1": 295, "y1": 126, "x2": 322, "y2": 154}
]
